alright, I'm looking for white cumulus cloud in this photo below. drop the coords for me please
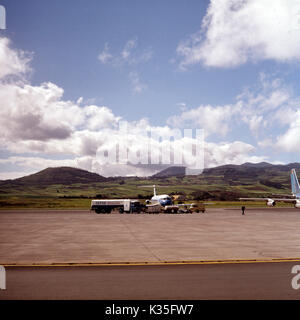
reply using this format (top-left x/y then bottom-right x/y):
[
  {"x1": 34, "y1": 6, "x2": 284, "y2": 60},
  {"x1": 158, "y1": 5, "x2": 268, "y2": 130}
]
[
  {"x1": 0, "y1": 37, "x2": 30, "y2": 78},
  {"x1": 167, "y1": 104, "x2": 235, "y2": 137},
  {"x1": 177, "y1": 0, "x2": 300, "y2": 68}
]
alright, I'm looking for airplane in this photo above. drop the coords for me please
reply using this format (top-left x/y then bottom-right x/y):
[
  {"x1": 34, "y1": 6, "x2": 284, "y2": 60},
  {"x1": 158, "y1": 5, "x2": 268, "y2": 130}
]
[
  {"x1": 140, "y1": 185, "x2": 173, "y2": 206},
  {"x1": 239, "y1": 169, "x2": 300, "y2": 208},
  {"x1": 140, "y1": 184, "x2": 213, "y2": 208}
]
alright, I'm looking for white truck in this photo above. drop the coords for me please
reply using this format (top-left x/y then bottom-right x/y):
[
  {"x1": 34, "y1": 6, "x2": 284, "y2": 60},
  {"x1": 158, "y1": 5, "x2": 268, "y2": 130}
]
[{"x1": 91, "y1": 199, "x2": 144, "y2": 214}]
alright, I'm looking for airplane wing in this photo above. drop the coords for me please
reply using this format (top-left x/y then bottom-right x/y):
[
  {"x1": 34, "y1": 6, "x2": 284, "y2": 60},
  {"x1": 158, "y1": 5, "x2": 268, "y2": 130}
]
[{"x1": 239, "y1": 198, "x2": 297, "y2": 203}]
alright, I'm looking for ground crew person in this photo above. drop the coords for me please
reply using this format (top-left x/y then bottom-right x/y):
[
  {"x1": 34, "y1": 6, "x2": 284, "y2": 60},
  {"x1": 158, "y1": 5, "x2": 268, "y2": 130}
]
[{"x1": 241, "y1": 206, "x2": 245, "y2": 215}]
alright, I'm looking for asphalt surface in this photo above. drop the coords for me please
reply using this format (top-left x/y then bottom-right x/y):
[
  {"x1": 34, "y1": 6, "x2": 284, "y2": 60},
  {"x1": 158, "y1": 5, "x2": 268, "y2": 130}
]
[
  {"x1": 1, "y1": 262, "x2": 300, "y2": 299},
  {"x1": 1, "y1": 208, "x2": 300, "y2": 264}
]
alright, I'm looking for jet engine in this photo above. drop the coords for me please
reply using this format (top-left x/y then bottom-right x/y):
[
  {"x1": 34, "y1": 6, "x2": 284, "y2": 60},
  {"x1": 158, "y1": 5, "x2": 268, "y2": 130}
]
[
  {"x1": 266, "y1": 199, "x2": 276, "y2": 206},
  {"x1": 295, "y1": 200, "x2": 300, "y2": 209}
]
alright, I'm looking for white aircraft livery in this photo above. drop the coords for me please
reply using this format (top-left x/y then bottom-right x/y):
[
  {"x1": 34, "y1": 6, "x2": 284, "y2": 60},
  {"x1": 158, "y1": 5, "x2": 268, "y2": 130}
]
[
  {"x1": 240, "y1": 169, "x2": 300, "y2": 208},
  {"x1": 147, "y1": 185, "x2": 173, "y2": 206}
]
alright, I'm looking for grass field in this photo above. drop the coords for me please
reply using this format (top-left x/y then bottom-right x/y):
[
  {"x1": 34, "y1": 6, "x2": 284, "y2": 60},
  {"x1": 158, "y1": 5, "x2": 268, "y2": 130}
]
[{"x1": 0, "y1": 178, "x2": 294, "y2": 209}]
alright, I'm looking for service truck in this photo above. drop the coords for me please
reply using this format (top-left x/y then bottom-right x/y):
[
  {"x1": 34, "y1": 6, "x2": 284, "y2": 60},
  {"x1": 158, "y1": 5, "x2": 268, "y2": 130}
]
[{"x1": 91, "y1": 199, "x2": 144, "y2": 214}]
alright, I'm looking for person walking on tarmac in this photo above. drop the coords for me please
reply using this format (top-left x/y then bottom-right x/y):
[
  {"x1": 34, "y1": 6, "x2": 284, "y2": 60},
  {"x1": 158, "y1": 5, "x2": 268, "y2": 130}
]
[{"x1": 241, "y1": 206, "x2": 245, "y2": 215}]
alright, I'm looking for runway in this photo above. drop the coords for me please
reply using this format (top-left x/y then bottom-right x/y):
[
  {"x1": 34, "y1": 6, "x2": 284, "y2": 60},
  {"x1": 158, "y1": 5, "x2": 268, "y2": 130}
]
[
  {"x1": 1, "y1": 261, "x2": 300, "y2": 299},
  {"x1": 1, "y1": 208, "x2": 300, "y2": 299},
  {"x1": 1, "y1": 208, "x2": 300, "y2": 264}
]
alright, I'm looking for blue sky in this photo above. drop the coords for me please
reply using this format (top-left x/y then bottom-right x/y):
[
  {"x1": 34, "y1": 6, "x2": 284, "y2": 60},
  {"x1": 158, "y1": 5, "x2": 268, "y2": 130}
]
[
  {"x1": 3, "y1": 0, "x2": 235, "y2": 120},
  {"x1": 1, "y1": 0, "x2": 300, "y2": 178}
]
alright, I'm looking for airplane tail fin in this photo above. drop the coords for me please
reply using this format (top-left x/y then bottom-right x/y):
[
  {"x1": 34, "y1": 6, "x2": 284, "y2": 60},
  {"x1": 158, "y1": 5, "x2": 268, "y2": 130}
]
[
  {"x1": 153, "y1": 185, "x2": 156, "y2": 197},
  {"x1": 291, "y1": 169, "x2": 300, "y2": 197}
]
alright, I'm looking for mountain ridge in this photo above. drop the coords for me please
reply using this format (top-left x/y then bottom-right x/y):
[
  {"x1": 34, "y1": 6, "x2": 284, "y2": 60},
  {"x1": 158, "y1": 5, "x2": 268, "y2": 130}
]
[
  {"x1": 0, "y1": 166, "x2": 106, "y2": 186},
  {"x1": 1, "y1": 162, "x2": 300, "y2": 187}
]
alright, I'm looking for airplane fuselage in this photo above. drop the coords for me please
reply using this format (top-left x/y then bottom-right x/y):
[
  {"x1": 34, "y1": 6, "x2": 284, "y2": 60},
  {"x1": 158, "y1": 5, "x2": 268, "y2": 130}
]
[{"x1": 151, "y1": 194, "x2": 172, "y2": 206}]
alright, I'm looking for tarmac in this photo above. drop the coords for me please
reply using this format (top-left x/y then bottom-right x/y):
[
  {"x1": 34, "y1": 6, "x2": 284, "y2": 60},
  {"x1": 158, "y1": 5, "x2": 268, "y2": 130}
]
[
  {"x1": 1, "y1": 207, "x2": 300, "y2": 264},
  {"x1": 1, "y1": 262, "x2": 300, "y2": 299}
]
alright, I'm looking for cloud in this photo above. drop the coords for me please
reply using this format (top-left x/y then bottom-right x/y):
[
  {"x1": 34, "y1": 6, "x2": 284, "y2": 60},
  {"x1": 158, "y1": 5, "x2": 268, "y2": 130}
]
[
  {"x1": 97, "y1": 43, "x2": 112, "y2": 64},
  {"x1": 121, "y1": 39, "x2": 137, "y2": 60},
  {"x1": 205, "y1": 141, "x2": 267, "y2": 167},
  {"x1": 98, "y1": 38, "x2": 153, "y2": 66},
  {"x1": 235, "y1": 73, "x2": 300, "y2": 147},
  {"x1": 275, "y1": 109, "x2": 300, "y2": 152},
  {"x1": 167, "y1": 104, "x2": 235, "y2": 137},
  {"x1": 0, "y1": 171, "x2": 35, "y2": 180},
  {"x1": 0, "y1": 135, "x2": 264, "y2": 178},
  {"x1": 128, "y1": 71, "x2": 147, "y2": 94},
  {"x1": 0, "y1": 156, "x2": 78, "y2": 180},
  {"x1": 0, "y1": 156, "x2": 76, "y2": 170},
  {"x1": 177, "y1": 0, "x2": 300, "y2": 68},
  {"x1": 167, "y1": 72, "x2": 300, "y2": 157},
  {"x1": 0, "y1": 81, "x2": 120, "y2": 144},
  {"x1": 0, "y1": 37, "x2": 30, "y2": 79},
  {"x1": 0, "y1": 36, "x2": 278, "y2": 178},
  {"x1": 98, "y1": 38, "x2": 153, "y2": 93}
]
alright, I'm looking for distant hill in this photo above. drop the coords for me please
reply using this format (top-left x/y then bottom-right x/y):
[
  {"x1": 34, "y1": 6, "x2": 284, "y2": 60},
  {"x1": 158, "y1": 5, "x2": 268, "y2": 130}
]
[
  {"x1": 0, "y1": 167, "x2": 106, "y2": 186},
  {"x1": 203, "y1": 162, "x2": 300, "y2": 178},
  {"x1": 1, "y1": 161, "x2": 300, "y2": 191},
  {"x1": 240, "y1": 161, "x2": 273, "y2": 168},
  {"x1": 152, "y1": 162, "x2": 300, "y2": 196},
  {"x1": 152, "y1": 166, "x2": 186, "y2": 178},
  {"x1": 152, "y1": 162, "x2": 300, "y2": 178}
]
